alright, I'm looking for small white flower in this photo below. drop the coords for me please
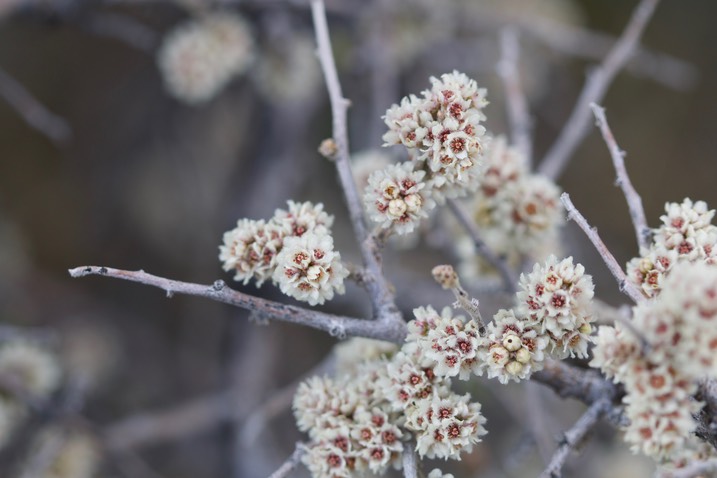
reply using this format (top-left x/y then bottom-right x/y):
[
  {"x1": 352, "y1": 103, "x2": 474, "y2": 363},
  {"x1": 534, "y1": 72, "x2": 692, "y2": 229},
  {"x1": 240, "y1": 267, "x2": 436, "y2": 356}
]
[
  {"x1": 273, "y1": 232, "x2": 348, "y2": 305},
  {"x1": 219, "y1": 218, "x2": 283, "y2": 286},
  {"x1": 157, "y1": 12, "x2": 254, "y2": 104},
  {"x1": 364, "y1": 162, "x2": 435, "y2": 235},
  {"x1": 271, "y1": 200, "x2": 334, "y2": 238}
]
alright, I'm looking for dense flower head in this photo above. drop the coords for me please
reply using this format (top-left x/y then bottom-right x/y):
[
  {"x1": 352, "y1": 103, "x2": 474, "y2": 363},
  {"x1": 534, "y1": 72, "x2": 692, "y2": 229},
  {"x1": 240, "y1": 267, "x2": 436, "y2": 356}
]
[
  {"x1": 364, "y1": 162, "x2": 435, "y2": 235},
  {"x1": 405, "y1": 390, "x2": 487, "y2": 460},
  {"x1": 591, "y1": 262, "x2": 717, "y2": 462},
  {"x1": 293, "y1": 376, "x2": 358, "y2": 435},
  {"x1": 627, "y1": 198, "x2": 717, "y2": 298},
  {"x1": 157, "y1": 11, "x2": 254, "y2": 104},
  {"x1": 273, "y1": 232, "x2": 348, "y2": 306},
  {"x1": 219, "y1": 218, "x2": 283, "y2": 286},
  {"x1": 219, "y1": 201, "x2": 347, "y2": 304},
  {"x1": 516, "y1": 255, "x2": 595, "y2": 340},
  {"x1": 406, "y1": 306, "x2": 483, "y2": 380},
  {"x1": 475, "y1": 135, "x2": 527, "y2": 198},
  {"x1": 272, "y1": 200, "x2": 334, "y2": 238},
  {"x1": 378, "y1": 347, "x2": 447, "y2": 411},
  {"x1": 477, "y1": 309, "x2": 549, "y2": 384},
  {"x1": 382, "y1": 71, "x2": 488, "y2": 202},
  {"x1": 0, "y1": 341, "x2": 61, "y2": 399},
  {"x1": 253, "y1": 34, "x2": 320, "y2": 103}
]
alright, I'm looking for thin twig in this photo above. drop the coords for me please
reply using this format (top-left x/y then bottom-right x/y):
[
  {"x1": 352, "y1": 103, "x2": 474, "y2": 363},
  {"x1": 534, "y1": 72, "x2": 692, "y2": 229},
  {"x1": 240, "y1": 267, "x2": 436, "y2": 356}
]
[
  {"x1": 267, "y1": 443, "x2": 306, "y2": 478},
  {"x1": 590, "y1": 103, "x2": 650, "y2": 249},
  {"x1": 68, "y1": 266, "x2": 407, "y2": 343},
  {"x1": 538, "y1": 0, "x2": 661, "y2": 180},
  {"x1": 310, "y1": 0, "x2": 399, "y2": 319},
  {"x1": 657, "y1": 459, "x2": 717, "y2": 478},
  {"x1": 402, "y1": 442, "x2": 418, "y2": 478},
  {"x1": 560, "y1": 193, "x2": 644, "y2": 304},
  {"x1": 497, "y1": 28, "x2": 532, "y2": 163},
  {"x1": 0, "y1": 67, "x2": 71, "y2": 145},
  {"x1": 446, "y1": 199, "x2": 518, "y2": 294},
  {"x1": 538, "y1": 399, "x2": 609, "y2": 478}
]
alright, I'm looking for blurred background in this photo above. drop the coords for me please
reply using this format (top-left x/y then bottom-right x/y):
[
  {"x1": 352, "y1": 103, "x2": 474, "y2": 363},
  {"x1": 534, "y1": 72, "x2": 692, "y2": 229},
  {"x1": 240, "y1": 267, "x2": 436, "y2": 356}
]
[{"x1": 0, "y1": 0, "x2": 715, "y2": 476}]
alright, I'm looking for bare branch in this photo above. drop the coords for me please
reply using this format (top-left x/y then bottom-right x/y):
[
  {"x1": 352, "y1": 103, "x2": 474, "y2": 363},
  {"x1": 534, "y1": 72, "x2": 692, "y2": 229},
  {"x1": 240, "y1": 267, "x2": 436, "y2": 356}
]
[
  {"x1": 539, "y1": 398, "x2": 610, "y2": 478},
  {"x1": 310, "y1": 0, "x2": 398, "y2": 318},
  {"x1": 657, "y1": 459, "x2": 717, "y2": 478},
  {"x1": 560, "y1": 193, "x2": 644, "y2": 304},
  {"x1": 0, "y1": 67, "x2": 71, "y2": 145},
  {"x1": 402, "y1": 442, "x2": 418, "y2": 478},
  {"x1": 68, "y1": 266, "x2": 407, "y2": 343},
  {"x1": 590, "y1": 103, "x2": 650, "y2": 249},
  {"x1": 268, "y1": 443, "x2": 307, "y2": 478},
  {"x1": 538, "y1": 0, "x2": 661, "y2": 180},
  {"x1": 497, "y1": 28, "x2": 532, "y2": 162},
  {"x1": 446, "y1": 199, "x2": 518, "y2": 294},
  {"x1": 104, "y1": 391, "x2": 236, "y2": 451}
]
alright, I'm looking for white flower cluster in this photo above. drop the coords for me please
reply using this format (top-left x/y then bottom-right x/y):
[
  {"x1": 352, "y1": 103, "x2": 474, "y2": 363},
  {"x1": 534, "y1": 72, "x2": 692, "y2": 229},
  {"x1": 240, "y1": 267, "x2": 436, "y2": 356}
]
[
  {"x1": 0, "y1": 340, "x2": 62, "y2": 449},
  {"x1": 295, "y1": 332, "x2": 488, "y2": 476},
  {"x1": 219, "y1": 201, "x2": 348, "y2": 305},
  {"x1": 157, "y1": 11, "x2": 254, "y2": 104},
  {"x1": 458, "y1": 136, "x2": 563, "y2": 277},
  {"x1": 427, "y1": 469, "x2": 455, "y2": 478},
  {"x1": 627, "y1": 198, "x2": 717, "y2": 298},
  {"x1": 591, "y1": 262, "x2": 717, "y2": 463},
  {"x1": 410, "y1": 256, "x2": 594, "y2": 385},
  {"x1": 364, "y1": 71, "x2": 489, "y2": 236},
  {"x1": 253, "y1": 34, "x2": 321, "y2": 103}
]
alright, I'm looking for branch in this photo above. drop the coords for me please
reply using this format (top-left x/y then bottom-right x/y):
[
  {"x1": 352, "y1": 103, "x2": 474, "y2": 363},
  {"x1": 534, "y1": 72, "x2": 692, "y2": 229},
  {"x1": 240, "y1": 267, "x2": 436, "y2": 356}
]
[
  {"x1": 560, "y1": 193, "x2": 645, "y2": 304},
  {"x1": 497, "y1": 28, "x2": 532, "y2": 163},
  {"x1": 538, "y1": 398, "x2": 610, "y2": 478},
  {"x1": 658, "y1": 459, "x2": 717, "y2": 478},
  {"x1": 0, "y1": 67, "x2": 71, "y2": 145},
  {"x1": 590, "y1": 103, "x2": 650, "y2": 250},
  {"x1": 402, "y1": 442, "x2": 418, "y2": 478},
  {"x1": 310, "y1": 0, "x2": 398, "y2": 318},
  {"x1": 538, "y1": 0, "x2": 661, "y2": 180},
  {"x1": 68, "y1": 266, "x2": 407, "y2": 343},
  {"x1": 446, "y1": 199, "x2": 518, "y2": 294},
  {"x1": 268, "y1": 443, "x2": 306, "y2": 478}
]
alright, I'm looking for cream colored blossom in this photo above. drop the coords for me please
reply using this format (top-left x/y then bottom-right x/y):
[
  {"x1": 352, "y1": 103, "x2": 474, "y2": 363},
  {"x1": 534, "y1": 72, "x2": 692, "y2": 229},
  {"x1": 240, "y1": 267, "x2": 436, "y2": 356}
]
[{"x1": 0, "y1": 341, "x2": 61, "y2": 398}]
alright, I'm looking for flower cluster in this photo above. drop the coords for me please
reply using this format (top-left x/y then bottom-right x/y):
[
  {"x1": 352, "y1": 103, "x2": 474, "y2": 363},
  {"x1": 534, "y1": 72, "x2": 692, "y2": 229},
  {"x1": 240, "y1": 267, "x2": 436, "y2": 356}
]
[
  {"x1": 157, "y1": 11, "x2": 254, "y2": 104},
  {"x1": 591, "y1": 262, "x2": 717, "y2": 463},
  {"x1": 626, "y1": 198, "x2": 717, "y2": 298},
  {"x1": 409, "y1": 256, "x2": 594, "y2": 385},
  {"x1": 458, "y1": 136, "x2": 563, "y2": 277},
  {"x1": 219, "y1": 200, "x2": 348, "y2": 305},
  {"x1": 382, "y1": 71, "x2": 488, "y2": 203},
  {"x1": 0, "y1": 340, "x2": 62, "y2": 449},
  {"x1": 295, "y1": 324, "x2": 488, "y2": 476},
  {"x1": 363, "y1": 162, "x2": 435, "y2": 235}
]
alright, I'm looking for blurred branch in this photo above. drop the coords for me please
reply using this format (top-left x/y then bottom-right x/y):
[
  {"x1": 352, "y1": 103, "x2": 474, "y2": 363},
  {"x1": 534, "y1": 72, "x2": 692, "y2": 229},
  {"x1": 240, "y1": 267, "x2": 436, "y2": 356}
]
[
  {"x1": 83, "y1": 12, "x2": 158, "y2": 52},
  {"x1": 560, "y1": 193, "x2": 645, "y2": 304},
  {"x1": 538, "y1": 0, "x2": 661, "y2": 180},
  {"x1": 402, "y1": 442, "x2": 418, "y2": 478},
  {"x1": 590, "y1": 103, "x2": 650, "y2": 250},
  {"x1": 0, "y1": 67, "x2": 71, "y2": 145},
  {"x1": 497, "y1": 28, "x2": 532, "y2": 162},
  {"x1": 68, "y1": 266, "x2": 408, "y2": 342},
  {"x1": 268, "y1": 443, "x2": 307, "y2": 478},
  {"x1": 520, "y1": 17, "x2": 697, "y2": 92},
  {"x1": 538, "y1": 398, "x2": 610, "y2": 478},
  {"x1": 446, "y1": 199, "x2": 518, "y2": 294}
]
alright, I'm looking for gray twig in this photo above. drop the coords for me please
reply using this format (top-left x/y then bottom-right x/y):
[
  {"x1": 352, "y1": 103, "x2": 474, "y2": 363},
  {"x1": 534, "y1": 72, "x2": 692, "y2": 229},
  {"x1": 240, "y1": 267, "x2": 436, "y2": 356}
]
[
  {"x1": 538, "y1": 0, "x2": 661, "y2": 180},
  {"x1": 538, "y1": 399, "x2": 609, "y2": 478},
  {"x1": 267, "y1": 443, "x2": 307, "y2": 478},
  {"x1": 68, "y1": 266, "x2": 407, "y2": 343},
  {"x1": 310, "y1": 0, "x2": 399, "y2": 320},
  {"x1": 590, "y1": 103, "x2": 650, "y2": 250},
  {"x1": 560, "y1": 193, "x2": 645, "y2": 304},
  {"x1": 0, "y1": 67, "x2": 71, "y2": 145}
]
